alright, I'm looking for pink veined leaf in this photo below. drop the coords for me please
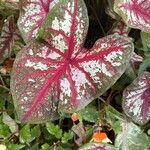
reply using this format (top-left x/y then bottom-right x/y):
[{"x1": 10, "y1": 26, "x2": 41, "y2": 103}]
[
  {"x1": 11, "y1": 0, "x2": 133, "y2": 123},
  {"x1": 123, "y1": 72, "x2": 150, "y2": 125},
  {"x1": 0, "y1": 16, "x2": 16, "y2": 63},
  {"x1": 79, "y1": 142, "x2": 117, "y2": 150},
  {"x1": 114, "y1": 0, "x2": 150, "y2": 33},
  {"x1": 17, "y1": 0, "x2": 58, "y2": 43}
]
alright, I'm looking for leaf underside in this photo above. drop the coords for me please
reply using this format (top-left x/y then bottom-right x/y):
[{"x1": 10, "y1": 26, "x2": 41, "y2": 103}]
[
  {"x1": 11, "y1": 0, "x2": 133, "y2": 123},
  {"x1": 123, "y1": 72, "x2": 150, "y2": 125},
  {"x1": 114, "y1": 0, "x2": 150, "y2": 33}
]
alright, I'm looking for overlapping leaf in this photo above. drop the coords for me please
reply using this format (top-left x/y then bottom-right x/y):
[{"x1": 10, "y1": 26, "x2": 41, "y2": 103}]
[
  {"x1": 11, "y1": 0, "x2": 133, "y2": 123},
  {"x1": 123, "y1": 72, "x2": 150, "y2": 125},
  {"x1": 114, "y1": 0, "x2": 150, "y2": 33},
  {"x1": 17, "y1": 0, "x2": 58, "y2": 42},
  {"x1": 0, "y1": 16, "x2": 16, "y2": 63},
  {"x1": 78, "y1": 142, "x2": 117, "y2": 150},
  {"x1": 105, "y1": 106, "x2": 150, "y2": 150}
]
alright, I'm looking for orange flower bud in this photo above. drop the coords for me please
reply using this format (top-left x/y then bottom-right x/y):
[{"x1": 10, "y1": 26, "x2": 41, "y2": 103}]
[
  {"x1": 92, "y1": 132, "x2": 107, "y2": 142},
  {"x1": 71, "y1": 113, "x2": 78, "y2": 122}
]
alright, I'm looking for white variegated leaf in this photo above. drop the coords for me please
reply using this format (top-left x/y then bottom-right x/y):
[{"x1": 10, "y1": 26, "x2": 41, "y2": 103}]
[
  {"x1": 11, "y1": 0, "x2": 134, "y2": 123},
  {"x1": 114, "y1": 0, "x2": 150, "y2": 33},
  {"x1": 123, "y1": 72, "x2": 150, "y2": 125}
]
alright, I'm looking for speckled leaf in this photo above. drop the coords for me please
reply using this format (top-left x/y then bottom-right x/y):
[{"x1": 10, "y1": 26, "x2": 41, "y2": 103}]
[
  {"x1": 115, "y1": 120, "x2": 150, "y2": 150},
  {"x1": 123, "y1": 72, "x2": 150, "y2": 125},
  {"x1": 114, "y1": 0, "x2": 150, "y2": 33},
  {"x1": 17, "y1": 0, "x2": 57, "y2": 42},
  {"x1": 79, "y1": 142, "x2": 117, "y2": 150},
  {"x1": 0, "y1": 16, "x2": 16, "y2": 63},
  {"x1": 11, "y1": 0, "x2": 133, "y2": 123}
]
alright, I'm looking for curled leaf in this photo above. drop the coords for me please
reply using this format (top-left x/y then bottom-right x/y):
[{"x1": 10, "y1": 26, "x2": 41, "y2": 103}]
[
  {"x1": 123, "y1": 72, "x2": 150, "y2": 125},
  {"x1": 114, "y1": 0, "x2": 150, "y2": 33},
  {"x1": 17, "y1": 0, "x2": 58, "y2": 42}
]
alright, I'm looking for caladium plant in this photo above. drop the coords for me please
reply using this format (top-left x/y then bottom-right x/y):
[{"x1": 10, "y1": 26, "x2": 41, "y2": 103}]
[
  {"x1": 0, "y1": 16, "x2": 17, "y2": 63},
  {"x1": 123, "y1": 72, "x2": 150, "y2": 125},
  {"x1": 114, "y1": 0, "x2": 150, "y2": 33},
  {"x1": 17, "y1": 0, "x2": 59, "y2": 42},
  {"x1": 115, "y1": 120, "x2": 150, "y2": 150},
  {"x1": 11, "y1": 0, "x2": 134, "y2": 123}
]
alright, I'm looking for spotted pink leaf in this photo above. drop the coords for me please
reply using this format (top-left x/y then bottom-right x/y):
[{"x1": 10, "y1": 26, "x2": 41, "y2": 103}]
[
  {"x1": 17, "y1": 0, "x2": 57, "y2": 42},
  {"x1": 79, "y1": 142, "x2": 117, "y2": 150},
  {"x1": 0, "y1": 16, "x2": 16, "y2": 63},
  {"x1": 114, "y1": 0, "x2": 150, "y2": 33},
  {"x1": 123, "y1": 72, "x2": 150, "y2": 125},
  {"x1": 11, "y1": 0, "x2": 133, "y2": 123}
]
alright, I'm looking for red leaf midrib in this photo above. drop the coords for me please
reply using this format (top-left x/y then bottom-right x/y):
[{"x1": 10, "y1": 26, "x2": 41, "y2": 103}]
[
  {"x1": 22, "y1": 64, "x2": 66, "y2": 121},
  {"x1": 75, "y1": 46, "x2": 121, "y2": 63},
  {"x1": 122, "y1": 1, "x2": 150, "y2": 20},
  {"x1": 66, "y1": 0, "x2": 77, "y2": 59}
]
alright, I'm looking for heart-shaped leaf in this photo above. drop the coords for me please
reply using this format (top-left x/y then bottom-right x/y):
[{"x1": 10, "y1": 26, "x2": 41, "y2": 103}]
[
  {"x1": 114, "y1": 0, "x2": 150, "y2": 33},
  {"x1": 17, "y1": 0, "x2": 57, "y2": 42},
  {"x1": 11, "y1": 0, "x2": 133, "y2": 123},
  {"x1": 0, "y1": 16, "x2": 16, "y2": 63},
  {"x1": 115, "y1": 120, "x2": 150, "y2": 150},
  {"x1": 79, "y1": 142, "x2": 117, "y2": 150},
  {"x1": 123, "y1": 72, "x2": 150, "y2": 125}
]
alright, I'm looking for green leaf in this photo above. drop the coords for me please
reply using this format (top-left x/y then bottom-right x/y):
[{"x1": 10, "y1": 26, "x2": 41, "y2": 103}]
[
  {"x1": 57, "y1": 143, "x2": 72, "y2": 150},
  {"x1": 2, "y1": 112, "x2": 18, "y2": 134},
  {"x1": 142, "y1": 32, "x2": 150, "y2": 48},
  {"x1": 31, "y1": 125, "x2": 41, "y2": 139},
  {"x1": 41, "y1": 143, "x2": 50, "y2": 150},
  {"x1": 115, "y1": 120, "x2": 150, "y2": 150},
  {"x1": 141, "y1": 32, "x2": 149, "y2": 52},
  {"x1": 78, "y1": 105, "x2": 99, "y2": 123},
  {"x1": 6, "y1": 144, "x2": 25, "y2": 150},
  {"x1": 46, "y1": 122, "x2": 62, "y2": 139},
  {"x1": 138, "y1": 58, "x2": 150, "y2": 75},
  {"x1": 61, "y1": 131, "x2": 73, "y2": 143},
  {"x1": 0, "y1": 123, "x2": 10, "y2": 138},
  {"x1": 19, "y1": 124, "x2": 34, "y2": 144},
  {"x1": 105, "y1": 105, "x2": 123, "y2": 134},
  {"x1": 29, "y1": 143, "x2": 38, "y2": 150}
]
